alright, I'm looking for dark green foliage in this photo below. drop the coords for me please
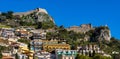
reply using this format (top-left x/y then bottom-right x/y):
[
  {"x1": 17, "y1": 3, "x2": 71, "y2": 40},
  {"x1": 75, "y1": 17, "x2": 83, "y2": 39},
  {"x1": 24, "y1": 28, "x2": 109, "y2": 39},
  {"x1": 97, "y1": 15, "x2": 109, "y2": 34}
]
[
  {"x1": 0, "y1": 46, "x2": 10, "y2": 59},
  {"x1": 19, "y1": 21, "x2": 33, "y2": 26},
  {"x1": 59, "y1": 25, "x2": 64, "y2": 29},
  {"x1": 7, "y1": 11, "x2": 14, "y2": 19},
  {"x1": 1, "y1": 11, "x2": 14, "y2": 19},
  {"x1": 86, "y1": 30, "x2": 94, "y2": 36},
  {"x1": 93, "y1": 54, "x2": 112, "y2": 59},
  {"x1": 0, "y1": 52, "x2": 2, "y2": 59},
  {"x1": 0, "y1": 16, "x2": 6, "y2": 22},
  {"x1": 0, "y1": 46, "x2": 10, "y2": 51},
  {"x1": 75, "y1": 54, "x2": 81, "y2": 59},
  {"x1": 41, "y1": 20, "x2": 55, "y2": 29},
  {"x1": 76, "y1": 54, "x2": 91, "y2": 59},
  {"x1": 36, "y1": 22, "x2": 42, "y2": 29},
  {"x1": 0, "y1": 46, "x2": 6, "y2": 51},
  {"x1": 92, "y1": 50, "x2": 96, "y2": 57},
  {"x1": 18, "y1": 39, "x2": 30, "y2": 44},
  {"x1": 112, "y1": 54, "x2": 120, "y2": 59},
  {"x1": 106, "y1": 37, "x2": 120, "y2": 53},
  {"x1": 15, "y1": 53, "x2": 19, "y2": 59},
  {"x1": 28, "y1": 43, "x2": 31, "y2": 50},
  {"x1": 76, "y1": 54, "x2": 112, "y2": 59}
]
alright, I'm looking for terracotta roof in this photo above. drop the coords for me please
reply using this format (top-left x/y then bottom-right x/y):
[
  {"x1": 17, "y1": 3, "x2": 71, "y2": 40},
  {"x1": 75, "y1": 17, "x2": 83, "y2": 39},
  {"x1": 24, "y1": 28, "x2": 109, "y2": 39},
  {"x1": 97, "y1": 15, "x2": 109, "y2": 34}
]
[
  {"x1": 20, "y1": 31, "x2": 28, "y2": 34},
  {"x1": 2, "y1": 56, "x2": 14, "y2": 59}
]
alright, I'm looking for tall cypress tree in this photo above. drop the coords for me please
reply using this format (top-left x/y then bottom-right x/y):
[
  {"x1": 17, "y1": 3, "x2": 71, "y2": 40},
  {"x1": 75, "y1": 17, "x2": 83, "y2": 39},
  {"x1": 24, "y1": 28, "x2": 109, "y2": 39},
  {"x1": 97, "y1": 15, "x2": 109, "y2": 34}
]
[{"x1": 15, "y1": 53, "x2": 19, "y2": 59}]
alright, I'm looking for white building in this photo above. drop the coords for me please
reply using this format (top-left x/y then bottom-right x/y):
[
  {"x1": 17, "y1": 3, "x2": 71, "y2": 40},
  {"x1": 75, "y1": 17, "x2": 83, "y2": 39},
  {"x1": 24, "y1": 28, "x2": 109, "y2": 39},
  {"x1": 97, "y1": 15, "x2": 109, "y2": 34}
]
[
  {"x1": 35, "y1": 51, "x2": 51, "y2": 59},
  {"x1": 55, "y1": 49, "x2": 77, "y2": 59}
]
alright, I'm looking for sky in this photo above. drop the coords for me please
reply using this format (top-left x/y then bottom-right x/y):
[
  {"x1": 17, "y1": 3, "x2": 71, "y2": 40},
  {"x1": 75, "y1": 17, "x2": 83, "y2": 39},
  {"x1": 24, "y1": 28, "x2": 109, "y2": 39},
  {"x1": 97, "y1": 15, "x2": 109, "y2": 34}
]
[{"x1": 0, "y1": 0, "x2": 120, "y2": 39}]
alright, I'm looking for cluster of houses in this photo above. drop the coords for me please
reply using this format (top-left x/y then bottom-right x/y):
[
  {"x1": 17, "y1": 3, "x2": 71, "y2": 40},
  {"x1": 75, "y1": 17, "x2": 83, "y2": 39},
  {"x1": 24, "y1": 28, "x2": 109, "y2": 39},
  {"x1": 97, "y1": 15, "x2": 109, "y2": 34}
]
[{"x1": 0, "y1": 27, "x2": 118, "y2": 59}]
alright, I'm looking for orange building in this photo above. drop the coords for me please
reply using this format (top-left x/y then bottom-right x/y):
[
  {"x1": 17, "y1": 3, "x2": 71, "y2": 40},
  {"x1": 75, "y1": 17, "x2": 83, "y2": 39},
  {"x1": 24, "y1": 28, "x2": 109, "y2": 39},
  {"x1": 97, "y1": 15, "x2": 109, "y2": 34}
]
[
  {"x1": 2, "y1": 52, "x2": 15, "y2": 59},
  {"x1": 2, "y1": 56, "x2": 14, "y2": 59}
]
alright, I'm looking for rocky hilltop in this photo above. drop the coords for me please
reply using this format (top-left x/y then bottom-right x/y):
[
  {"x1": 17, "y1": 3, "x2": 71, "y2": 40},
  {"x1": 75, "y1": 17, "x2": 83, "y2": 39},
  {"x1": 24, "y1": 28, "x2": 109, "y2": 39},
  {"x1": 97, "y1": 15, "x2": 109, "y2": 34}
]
[
  {"x1": 0, "y1": 8, "x2": 55, "y2": 29},
  {"x1": 13, "y1": 8, "x2": 54, "y2": 23},
  {"x1": 13, "y1": 8, "x2": 48, "y2": 16}
]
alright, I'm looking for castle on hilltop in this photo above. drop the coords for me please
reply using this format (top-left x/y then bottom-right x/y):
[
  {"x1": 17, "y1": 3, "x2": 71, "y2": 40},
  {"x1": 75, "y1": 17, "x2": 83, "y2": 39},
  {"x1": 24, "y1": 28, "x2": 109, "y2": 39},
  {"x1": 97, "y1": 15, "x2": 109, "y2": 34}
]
[{"x1": 13, "y1": 8, "x2": 48, "y2": 16}]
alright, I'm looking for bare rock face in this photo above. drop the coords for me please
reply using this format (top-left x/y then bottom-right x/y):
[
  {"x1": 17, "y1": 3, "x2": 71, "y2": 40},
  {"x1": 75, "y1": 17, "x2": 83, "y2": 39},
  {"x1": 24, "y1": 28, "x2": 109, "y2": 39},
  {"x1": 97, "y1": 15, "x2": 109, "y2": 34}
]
[
  {"x1": 67, "y1": 24, "x2": 93, "y2": 33},
  {"x1": 90, "y1": 26, "x2": 111, "y2": 42},
  {"x1": 35, "y1": 8, "x2": 48, "y2": 14},
  {"x1": 84, "y1": 35, "x2": 91, "y2": 41},
  {"x1": 80, "y1": 24, "x2": 93, "y2": 33},
  {"x1": 98, "y1": 28, "x2": 111, "y2": 42}
]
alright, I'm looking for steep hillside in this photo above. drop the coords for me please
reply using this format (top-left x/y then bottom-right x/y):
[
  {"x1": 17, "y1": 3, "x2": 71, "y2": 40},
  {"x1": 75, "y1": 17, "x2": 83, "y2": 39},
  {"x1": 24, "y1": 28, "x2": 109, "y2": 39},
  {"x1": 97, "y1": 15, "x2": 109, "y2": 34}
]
[
  {"x1": 47, "y1": 24, "x2": 120, "y2": 55},
  {"x1": 0, "y1": 8, "x2": 55, "y2": 29},
  {"x1": 14, "y1": 8, "x2": 54, "y2": 23}
]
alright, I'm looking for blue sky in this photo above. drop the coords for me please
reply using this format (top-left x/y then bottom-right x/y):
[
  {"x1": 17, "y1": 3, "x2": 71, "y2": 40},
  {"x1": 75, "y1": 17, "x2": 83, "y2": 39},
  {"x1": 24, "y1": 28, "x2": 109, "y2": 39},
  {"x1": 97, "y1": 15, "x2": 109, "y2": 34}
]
[{"x1": 0, "y1": 0, "x2": 120, "y2": 39}]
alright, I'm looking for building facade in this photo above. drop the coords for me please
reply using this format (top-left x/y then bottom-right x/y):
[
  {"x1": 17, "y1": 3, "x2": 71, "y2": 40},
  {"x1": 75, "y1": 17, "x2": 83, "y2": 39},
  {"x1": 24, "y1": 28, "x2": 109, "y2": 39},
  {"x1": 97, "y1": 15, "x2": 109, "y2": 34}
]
[
  {"x1": 43, "y1": 44, "x2": 70, "y2": 52},
  {"x1": 55, "y1": 49, "x2": 77, "y2": 59}
]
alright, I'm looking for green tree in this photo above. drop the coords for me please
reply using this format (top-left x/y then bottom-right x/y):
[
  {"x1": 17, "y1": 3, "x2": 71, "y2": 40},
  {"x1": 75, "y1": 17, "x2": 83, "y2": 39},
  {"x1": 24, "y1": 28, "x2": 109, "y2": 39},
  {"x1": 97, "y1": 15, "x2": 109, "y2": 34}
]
[
  {"x1": 36, "y1": 22, "x2": 42, "y2": 29},
  {"x1": 15, "y1": 53, "x2": 19, "y2": 59},
  {"x1": 0, "y1": 52, "x2": 2, "y2": 59},
  {"x1": 7, "y1": 11, "x2": 13, "y2": 18},
  {"x1": 76, "y1": 54, "x2": 91, "y2": 59},
  {"x1": 93, "y1": 54, "x2": 112, "y2": 59},
  {"x1": 112, "y1": 54, "x2": 120, "y2": 59},
  {"x1": 18, "y1": 39, "x2": 30, "y2": 44},
  {"x1": 28, "y1": 43, "x2": 31, "y2": 50},
  {"x1": 42, "y1": 21, "x2": 55, "y2": 29},
  {"x1": 1, "y1": 11, "x2": 14, "y2": 19},
  {"x1": 92, "y1": 50, "x2": 96, "y2": 57},
  {"x1": 59, "y1": 25, "x2": 64, "y2": 29},
  {"x1": 76, "y1": 54, "x2": 81, "y2": 59}
]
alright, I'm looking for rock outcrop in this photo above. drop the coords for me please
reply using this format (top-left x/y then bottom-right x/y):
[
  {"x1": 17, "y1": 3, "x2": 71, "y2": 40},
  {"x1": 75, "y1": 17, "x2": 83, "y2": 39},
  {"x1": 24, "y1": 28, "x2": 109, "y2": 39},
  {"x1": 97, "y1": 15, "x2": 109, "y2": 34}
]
[
  {"x1": 67, "y1": 24, "x2": 111, "y2": 42},
  {"x1": 94, "y1": 26, "x2": 111, "y2": 42},
  {"x1": 67, "y1": 24, "x2": 93, "y2": 33},
  {"x1": 13, "y1": 8, "x2": 54, "y2": 23},
  {"x1": 88, "y1": 26, "x2": 111, "y2": 42}
]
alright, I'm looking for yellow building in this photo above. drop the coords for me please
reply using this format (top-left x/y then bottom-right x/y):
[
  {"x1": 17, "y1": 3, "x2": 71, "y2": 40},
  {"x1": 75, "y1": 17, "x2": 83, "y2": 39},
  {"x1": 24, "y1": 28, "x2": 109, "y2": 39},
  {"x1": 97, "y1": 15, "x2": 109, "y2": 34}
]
[
  {"x1": 18, "y1": 43, "x2": 34, "y2": 59},
  {"x1": 43, "y1": 44, "x2": 70, "y2": 52}
]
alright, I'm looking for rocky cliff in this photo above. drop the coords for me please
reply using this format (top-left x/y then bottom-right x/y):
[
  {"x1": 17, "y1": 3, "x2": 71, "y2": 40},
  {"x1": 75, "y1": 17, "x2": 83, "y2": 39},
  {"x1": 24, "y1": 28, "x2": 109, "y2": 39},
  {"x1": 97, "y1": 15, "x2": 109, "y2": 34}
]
[
  {"x1": 67, "y1": 24, "x2": 111, "y2": 42},
  {"x1": 90, "y1": 26, "x2": 111, "y2": 42}
]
